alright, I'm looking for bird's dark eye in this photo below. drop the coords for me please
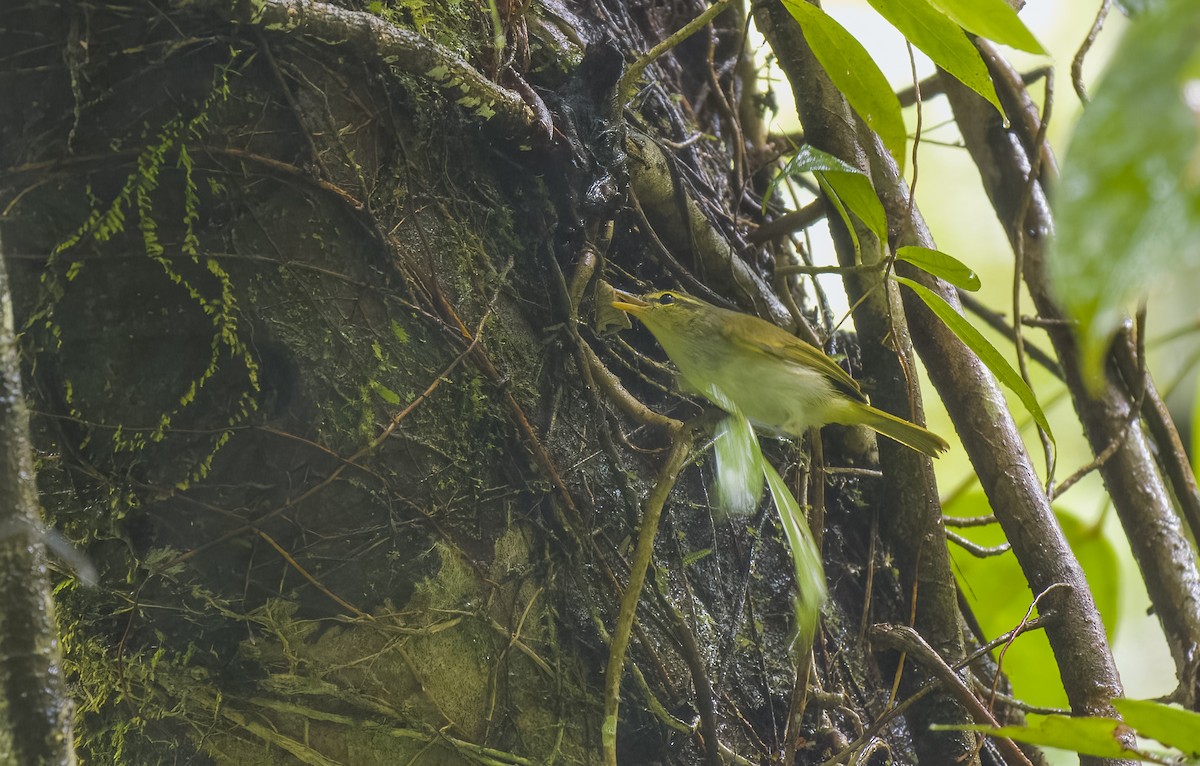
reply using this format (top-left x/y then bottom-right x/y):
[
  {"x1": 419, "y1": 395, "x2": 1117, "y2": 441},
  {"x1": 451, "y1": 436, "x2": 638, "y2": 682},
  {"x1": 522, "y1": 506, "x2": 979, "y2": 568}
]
[{"x1": 657, "y1": 293, "x2": 676, "y2": 306}]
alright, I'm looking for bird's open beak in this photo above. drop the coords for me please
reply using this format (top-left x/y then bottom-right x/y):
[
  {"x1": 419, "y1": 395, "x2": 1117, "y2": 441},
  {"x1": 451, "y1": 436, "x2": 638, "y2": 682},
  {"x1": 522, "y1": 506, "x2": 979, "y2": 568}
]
[{"x1": 610, "y1": 289, "x2": 649, "y2": 314}]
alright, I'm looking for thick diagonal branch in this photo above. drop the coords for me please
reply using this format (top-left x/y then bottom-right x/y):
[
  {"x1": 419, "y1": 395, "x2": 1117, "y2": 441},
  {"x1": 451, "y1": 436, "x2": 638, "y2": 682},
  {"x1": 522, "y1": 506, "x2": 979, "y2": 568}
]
[{"x1": 944, "y1": 41, "x2": 1200, "y2": 708}]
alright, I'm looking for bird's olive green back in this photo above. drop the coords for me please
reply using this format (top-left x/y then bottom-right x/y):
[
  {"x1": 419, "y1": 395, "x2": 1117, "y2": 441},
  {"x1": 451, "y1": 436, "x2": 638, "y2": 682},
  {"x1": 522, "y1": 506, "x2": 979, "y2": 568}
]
[
  {"x1": 712, "y1": 306, "x2": 867, "y2": 404},
  {"x1": 629, "y1": 290, "x2": 867, "y2": 404}
]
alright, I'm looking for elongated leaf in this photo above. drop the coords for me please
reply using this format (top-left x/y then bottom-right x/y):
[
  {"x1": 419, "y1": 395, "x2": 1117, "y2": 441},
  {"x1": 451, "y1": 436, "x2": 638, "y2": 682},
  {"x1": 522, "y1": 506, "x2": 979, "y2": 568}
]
[
  {"x1": 781, "y1": 144, "x2": 861, "y2": 176},
  {"x1": 370, "y1": 380, "x2": 402, "y2": 405},
  {"x1": 820, "y1": 170, "x2": 888, "y2": 244},
  {"x1": 815, "y1": 175, "x2": 862, "y2": 256},
  {"x1": 925, "y1": 0, "x2": 1045, "y2": 54},
  {"x1": 763, "y1": 458, "x2": 826, "y2": 654},
  {"x1": 936, "y1": 716, "x2": 1153, "y2": 761},
  {"x1": 1113, "y1": 699, "x2": 1200, "y2": 756},
  {"x1": 895, "y1": 276, "x2": 1053, "y2": 440},
  {"x1": 780, "y1": 145, "x2": 888, "y2": 244},
  {"x1": 1050, "y1": 0, "x2": 1200, "y2": 384},
  {"x1": 896, "y1": 246, "x2": 981, "y2": 291},
  {"x1": 780, "y1": 0, "x2": 907, "y2": 173},
  {"x1": 863, "y1": 0, "x2": 1004, "y2": 116},
  {"x1": 705, "y1": 392, "x2": 827, "y2": 653},
  {"x1": 713, "y1": 414, "x2": 766, "y2": 516}
]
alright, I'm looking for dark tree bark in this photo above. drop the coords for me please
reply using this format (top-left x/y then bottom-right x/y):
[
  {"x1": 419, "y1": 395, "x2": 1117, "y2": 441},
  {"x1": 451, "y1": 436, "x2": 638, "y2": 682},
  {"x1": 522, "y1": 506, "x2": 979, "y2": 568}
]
[{"x1": 0, "y1": 231, "x2": 74, "y2": 764}]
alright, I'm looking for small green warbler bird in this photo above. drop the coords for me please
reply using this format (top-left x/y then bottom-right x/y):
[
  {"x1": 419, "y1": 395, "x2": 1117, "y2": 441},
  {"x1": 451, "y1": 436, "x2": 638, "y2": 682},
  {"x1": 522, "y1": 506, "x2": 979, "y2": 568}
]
[{"x1": 611, "y1": 289, "x2": 949, "y2": 457}]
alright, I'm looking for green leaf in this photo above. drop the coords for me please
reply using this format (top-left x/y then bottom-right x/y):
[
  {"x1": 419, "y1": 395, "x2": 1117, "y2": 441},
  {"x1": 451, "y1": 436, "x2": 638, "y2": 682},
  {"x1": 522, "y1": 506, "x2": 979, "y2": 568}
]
[
  {"x1": 763, "y1": 457, "x2": 826, "y2": 655},
  {"x1": 780, "y1": 145, "x2": 888, "y2": 243},
  {"x1": 713, "y1": 414, "x2": 766, "y2": 516},
  {"x1": 820, "y1": 170, "x2": 889, "y2": 244},
  {"x1": 1114, "y1": 699, "x2": 1200, "y2": 756},
  {"x1": 1050, "y1": 0, "x2": 1200, "y2": 384},
  {"x1": 815, "y1": 175, "x2": 862, "y2": 256},
  {"x1": 863, "y1": 0, "x2": 1005, "y2": 116},
  {"x1": 924, "y1": 0, "x2": 1045, "y2": 54},
  {"x1": 895, "y1": 276, "x2": 1053, "y2": 440},
  {"x1": 896, "y1": 246, "x2": 981, "y2": 291},
  {"x1": 781, "y1": 144, "x2": 861, "y2": 175},
  {"x1": 779, "y1": 0, "x2": 907, "y2": 173},
  {"x1": 936, "y1": 715, "x2": 1153, "y2": 761}
]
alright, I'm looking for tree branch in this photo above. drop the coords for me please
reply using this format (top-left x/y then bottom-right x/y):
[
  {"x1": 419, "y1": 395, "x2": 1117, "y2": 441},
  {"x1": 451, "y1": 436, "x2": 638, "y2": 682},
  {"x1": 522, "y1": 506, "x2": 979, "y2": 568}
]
[
  {"x1": 947, "y1": 40, "x2": 1200, "y2": 709},
  {"x1": 176, "y1": 0, "x2": 537, "y2": 136}
]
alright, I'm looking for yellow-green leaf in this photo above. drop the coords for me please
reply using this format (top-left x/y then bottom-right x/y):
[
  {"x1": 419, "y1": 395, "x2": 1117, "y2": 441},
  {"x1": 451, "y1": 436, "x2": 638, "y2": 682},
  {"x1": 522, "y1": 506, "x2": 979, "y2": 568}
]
[
  {"x1": 1049, "y1": 0, "x2": 1200, "y2": 386},
  {"x1": 391, "y1": 320, "x2": 410, "y2": 344},
  {"x1": 864, "y1": 0, "x2": 1005, "y2": 117},
  {"x1": 780, "y1": 0, "x2": 907, "y2": 173},
  {"x1": 1114, "y1": 699, "x2": 1200, "y2": 756},
  {"x1": 779, "y1": 145, "x2": 888, "y2": 244},
  {"x1": 370, "y1": 380, "x2": 402, "y2": 405},
  {"x1": 896, "y1": 276, "x2": 1052, "y2": 440},
  {"x1": 896, "y1": 246, "x2": 981, "y2": 291},
  {"x1": 815, "y1": 175, "x2": 861, "y2": 256},
  {"x1": 936, "y1": 715, "x2": 1152, "y2": 761},
  {"x1": 925, "y1": 0, "x2": 1045, "y2": 54}
]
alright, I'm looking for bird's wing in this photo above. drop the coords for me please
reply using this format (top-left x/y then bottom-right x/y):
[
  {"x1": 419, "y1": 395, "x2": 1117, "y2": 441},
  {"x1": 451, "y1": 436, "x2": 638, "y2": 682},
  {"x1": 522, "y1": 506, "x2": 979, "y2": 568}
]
[{"x1": 727, "y1": 322, "x2": 868, "y2": 403}]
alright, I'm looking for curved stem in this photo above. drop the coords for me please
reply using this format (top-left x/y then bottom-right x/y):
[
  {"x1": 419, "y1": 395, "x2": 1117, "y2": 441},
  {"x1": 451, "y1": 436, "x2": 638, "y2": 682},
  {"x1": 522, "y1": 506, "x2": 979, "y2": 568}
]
[{"x1": 602, "y1": 426, "x2": 694, "y2": 766}]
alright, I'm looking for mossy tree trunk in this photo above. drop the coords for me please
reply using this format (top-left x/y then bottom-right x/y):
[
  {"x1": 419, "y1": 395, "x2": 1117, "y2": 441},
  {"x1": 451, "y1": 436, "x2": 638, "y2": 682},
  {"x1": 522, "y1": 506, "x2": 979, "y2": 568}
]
[
  {"x1": 0, "y1": 1, "x2": 1128, "y2": 764},
  {"x1": 0, "y1": 232, "x2": 75, "y2": 765}
]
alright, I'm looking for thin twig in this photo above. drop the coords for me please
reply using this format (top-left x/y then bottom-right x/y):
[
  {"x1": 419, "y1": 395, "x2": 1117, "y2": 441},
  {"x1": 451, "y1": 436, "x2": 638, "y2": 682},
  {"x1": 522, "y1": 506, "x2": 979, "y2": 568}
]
[
  {"x1": 775, "y1": 263, "x2": 875, "y2": 277},
  {"x1": 942, "y1": 514, "x2": 997, "y2": 528},
  {"x1": 957, "y1": 291, "x2": 1063, "y2": 378},
  {"x1": 945, "y1": 531, "x2": 1010, "y2": 558},
  {"x1": 619, "y1": 0, "x2": 736, "y2": 104},
  {"x1": 602, "y1": 426, "x2": 694, "y2": 766},
  {"x1": 870, "y1": 624, "x2": 1035, "y2": 766},
  {"x1": 1051, "y1": 311, "x2": 1150, "y2": 501},
  {"x1": 988, "y1": 584, "x2": 1069, "y2": 710},
  {"x1": 1071, "y1": 0, "x2": 1113, "y2": 104},
  {"x1": 255, "y1": 529, "x2": 371, "y2": 619},
  {"x1": 1011, "y1": 68, "x2": 1056, "y2": 486}
]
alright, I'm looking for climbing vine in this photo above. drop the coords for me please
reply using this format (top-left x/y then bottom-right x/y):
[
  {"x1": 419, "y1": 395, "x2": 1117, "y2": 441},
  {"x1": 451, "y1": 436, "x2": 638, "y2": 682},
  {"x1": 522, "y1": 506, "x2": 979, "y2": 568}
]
[{"x1": 27, "y1": 51, "x2": 258, "y2": 491}]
